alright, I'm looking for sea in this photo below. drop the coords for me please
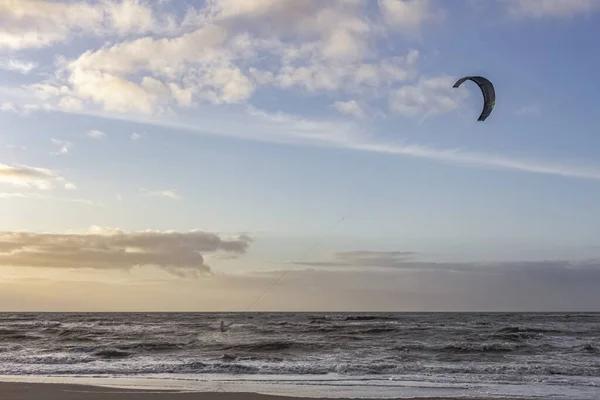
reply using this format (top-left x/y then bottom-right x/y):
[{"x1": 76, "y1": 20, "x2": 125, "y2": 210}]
[{"x1": 0, "y1": 312, "x2": 599, "y2": 399}]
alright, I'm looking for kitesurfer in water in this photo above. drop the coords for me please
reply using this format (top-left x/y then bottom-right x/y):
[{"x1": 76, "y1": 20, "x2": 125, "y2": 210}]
[{"x1": 220, "y1": 320, "x2": 233, "y2": 333}]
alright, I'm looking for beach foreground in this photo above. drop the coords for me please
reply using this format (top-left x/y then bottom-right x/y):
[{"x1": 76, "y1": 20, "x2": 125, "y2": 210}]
[{"x1": 0, "y1": 382, "x2": 521, "y2": 400}]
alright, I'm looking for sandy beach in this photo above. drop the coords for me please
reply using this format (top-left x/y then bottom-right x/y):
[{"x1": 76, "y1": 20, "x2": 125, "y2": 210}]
[{"x1": 0, "y1": 382, "x2": 524, "y2": 400}]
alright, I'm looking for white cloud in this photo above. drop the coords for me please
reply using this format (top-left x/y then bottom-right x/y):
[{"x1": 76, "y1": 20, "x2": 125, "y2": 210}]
[
  {"x1": 0, "y1": 0, "x2": 165, "y2": 50},
  {"x1": 35, "y1": 1, "x2": 422, "y2": 115},
  {"x1": 105, "y1": 0, "x2": 156, "y2": 34},
  {"x1": 0, "y1": 102, "x2": 17, "y2": 112},
  {"x1": 58, "y1": 96, "x2": 83, "y2": 112},
  {"x1": 18, "y1": 83, "x2": 82, "y2": 112},
  {"x1": 68, "y1": 25, "x2": 229, "y2": 76},
  {"x1": 253, "y1": 49, "x2": 419, "y2": 94},
  {"x1": 0, "y1": 163, "x2": 74, "y2": 190},
  {"x1": 0, "y1": 0, "x2": 103, "y2": 50},
  {"x1": 131, "y1": 132, "x2": 142, "y2": 141},
  {"x1": 0, "y1": 58, "x2": 37, "y2": 74},
  {"x1": 505, "y1": 0, "x2": 600, "y2": 18},
  {"x1": 207, "y1": 0, "x2": 370, "y2": 58},
  {"x1": 67, "y1": 68, "x2": 168, "y2": 114},
  {"x1": 26, "y1": 83, "x2": 70, "y2": 101},
  {"x1": 169, "y1": 83, "x2": 193, "y2": 107},
  {"x1": 62, "y1": 23, "x2": 255, "y2": 112},
  {"x1": 87, "y1": 130, "x2": 106, "y2": 139},
  {"x1": 51, "y1": 138, "x2": 72, "y2": 155},
  {"x1": 0, "y1": 192, "x2": 96, "y2": 206},
  {"x1": 333, "y1": 100, "x2": 365, "y2": 118},
  {"x1": 140, "y1": 188, "x2": 182, "y2": 200},
  {"x1": 0, "y1": 228, "x2": 251, "y2": 276},
  {"x1": 379, "y1": 0, "x2": 442, "y2": 32},
  {"x1": 389, "y1": 75, "x2": 467, "y2": 117}
]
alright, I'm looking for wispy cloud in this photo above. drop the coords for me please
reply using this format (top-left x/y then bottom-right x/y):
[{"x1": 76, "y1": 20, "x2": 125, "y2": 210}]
[
  {"x1": 0, "y1": 102, "x2": 17, "y2": 112},
  {"x1": 352, "y1": 141, "x2": 600, "y2": 182},
  {"x1": 5, "y1": 144, "x2": 26, "y2": 152},
  {"x1": 294, "y1": 251, "x2": 419, "y2": 268},
  {"x1": 38, "y1": 102, "x2": 600, "y2": 185},
  {"x1": 0, "y1": 58, "x2": 37, "y2": 74},
  {"x1": 51, "y1": 138, "x2": 72, "y2": 155},
  {"x1": 131, "y1": 132, "x2": 142, "y2": 141},
  {"x1": 389, "y1": 75, "x2": 467, "y2": 117},
  {"x1": 0, "y1": 163, "x2": 74, "y2": 190},
  {"x1": 332, "y1": 100, "x2": 365, "y2": 118},
  {"x1": 86, "y1": 129, "x2": 106, "y2": 139},
  {"x1": 0, "y1": 192, "x2": 98, "y2": 206},
  {"x1": 293, "y1": 249, "x2": 600, "y2": 277},
  {"x1": 139, "y1": 188, "x2": 182, "y2": 200}
]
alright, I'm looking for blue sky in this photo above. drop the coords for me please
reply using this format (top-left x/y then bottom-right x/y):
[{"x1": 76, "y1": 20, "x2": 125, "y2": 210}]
[{"x1": 1, "y1": 0, "x2": 600, "y2": 311}]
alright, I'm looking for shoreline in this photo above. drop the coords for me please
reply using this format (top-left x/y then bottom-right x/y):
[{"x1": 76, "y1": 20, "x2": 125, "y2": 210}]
[{"x1": 0, "y1": 382, "x2": 524, "y2": 400}]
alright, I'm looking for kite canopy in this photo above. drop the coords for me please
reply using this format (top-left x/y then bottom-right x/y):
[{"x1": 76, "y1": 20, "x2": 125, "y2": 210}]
[{"x1": 453, "y1": 76, "x2": 495, "y2": 121}]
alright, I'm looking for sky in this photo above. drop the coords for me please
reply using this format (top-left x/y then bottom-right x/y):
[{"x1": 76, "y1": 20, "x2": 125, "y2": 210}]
[{"x1": 1, "y1": 0, "x2": 600, "y2": 311}]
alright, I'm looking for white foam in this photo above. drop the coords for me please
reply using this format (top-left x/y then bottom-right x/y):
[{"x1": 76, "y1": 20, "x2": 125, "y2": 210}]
[{"x1": 1, "y1": 374, "x2": 600, "y2": 399}]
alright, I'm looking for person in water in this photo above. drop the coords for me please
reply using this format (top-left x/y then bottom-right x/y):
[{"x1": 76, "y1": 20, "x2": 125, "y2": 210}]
[{"x1": 220, "y1": 320, "x2": 233, "y2": 333}]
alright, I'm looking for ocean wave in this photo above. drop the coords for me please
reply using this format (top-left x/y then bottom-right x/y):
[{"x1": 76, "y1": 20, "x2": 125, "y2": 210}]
[
  {"x1": 0, "y1": 328, "x2": 21, "y2": 336},
  {"x1": 93, "y1": 349, "x2": 132, "y2": 359},
  {"x1": 492, "y1": 331, "x2": 541, "y2": 341},
  {"x1": 219, "y1": 340, "x2": 320, "y2": 352},
  {"x1": 1, "y1": 312, "x2": 598, "y2": 383},
  {"x1": 1, "y1": 356, "x2": 599, "y2": 378},
  {"x1": 56, "y1": 335, "x2": 98, "y2": 343},
  {"x1": 221, "y1": 353, "x2": 284, "y2": 362},
  {"x1": 496, "y1": 326, "x2": 562, "y2": 335},
  {"x1": 391, "y1": 342, "x2": 525, "y2": 354},
  {"x1": 441, "y1": 342, "x2": 522, "y2": 353},
  {"x1": 392, "y1": 343, "x2": 425, "y2": 352},
  {"x1": 581, "y1": 343, "x2": 599, "y2": 353},
  {"x1": 360, "y1": 327, "x2": 398, "y2": 334},
  {"x1": 0, "y1": 333, "x2": 43, "y2": 341},
  {"x1": 343, "y1": 315, "x2": 395, "y2": 321},
  {"x1": 0, "y1": 352, "x2": 94, "y2": 365},
  {"x1": 175, "y1": 361, "x2": 260, "y2": 374},
  {"x1": 117, "y1": 341, "x2": 188, "y2": 352}
]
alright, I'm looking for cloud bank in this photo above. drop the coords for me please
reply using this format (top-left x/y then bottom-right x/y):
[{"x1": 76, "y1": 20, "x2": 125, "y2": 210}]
[
  {"x1": 0, "y1": 228, "x2": 252, "y2": 277},
  {"x1": 295, "y1": 250, "x2": 600, "y2": 277}
]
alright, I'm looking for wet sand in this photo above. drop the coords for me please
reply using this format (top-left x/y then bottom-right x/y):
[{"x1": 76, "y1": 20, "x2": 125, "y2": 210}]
[{"x1": 0, "y1": 382, "x2": 525, "y2": 400}]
